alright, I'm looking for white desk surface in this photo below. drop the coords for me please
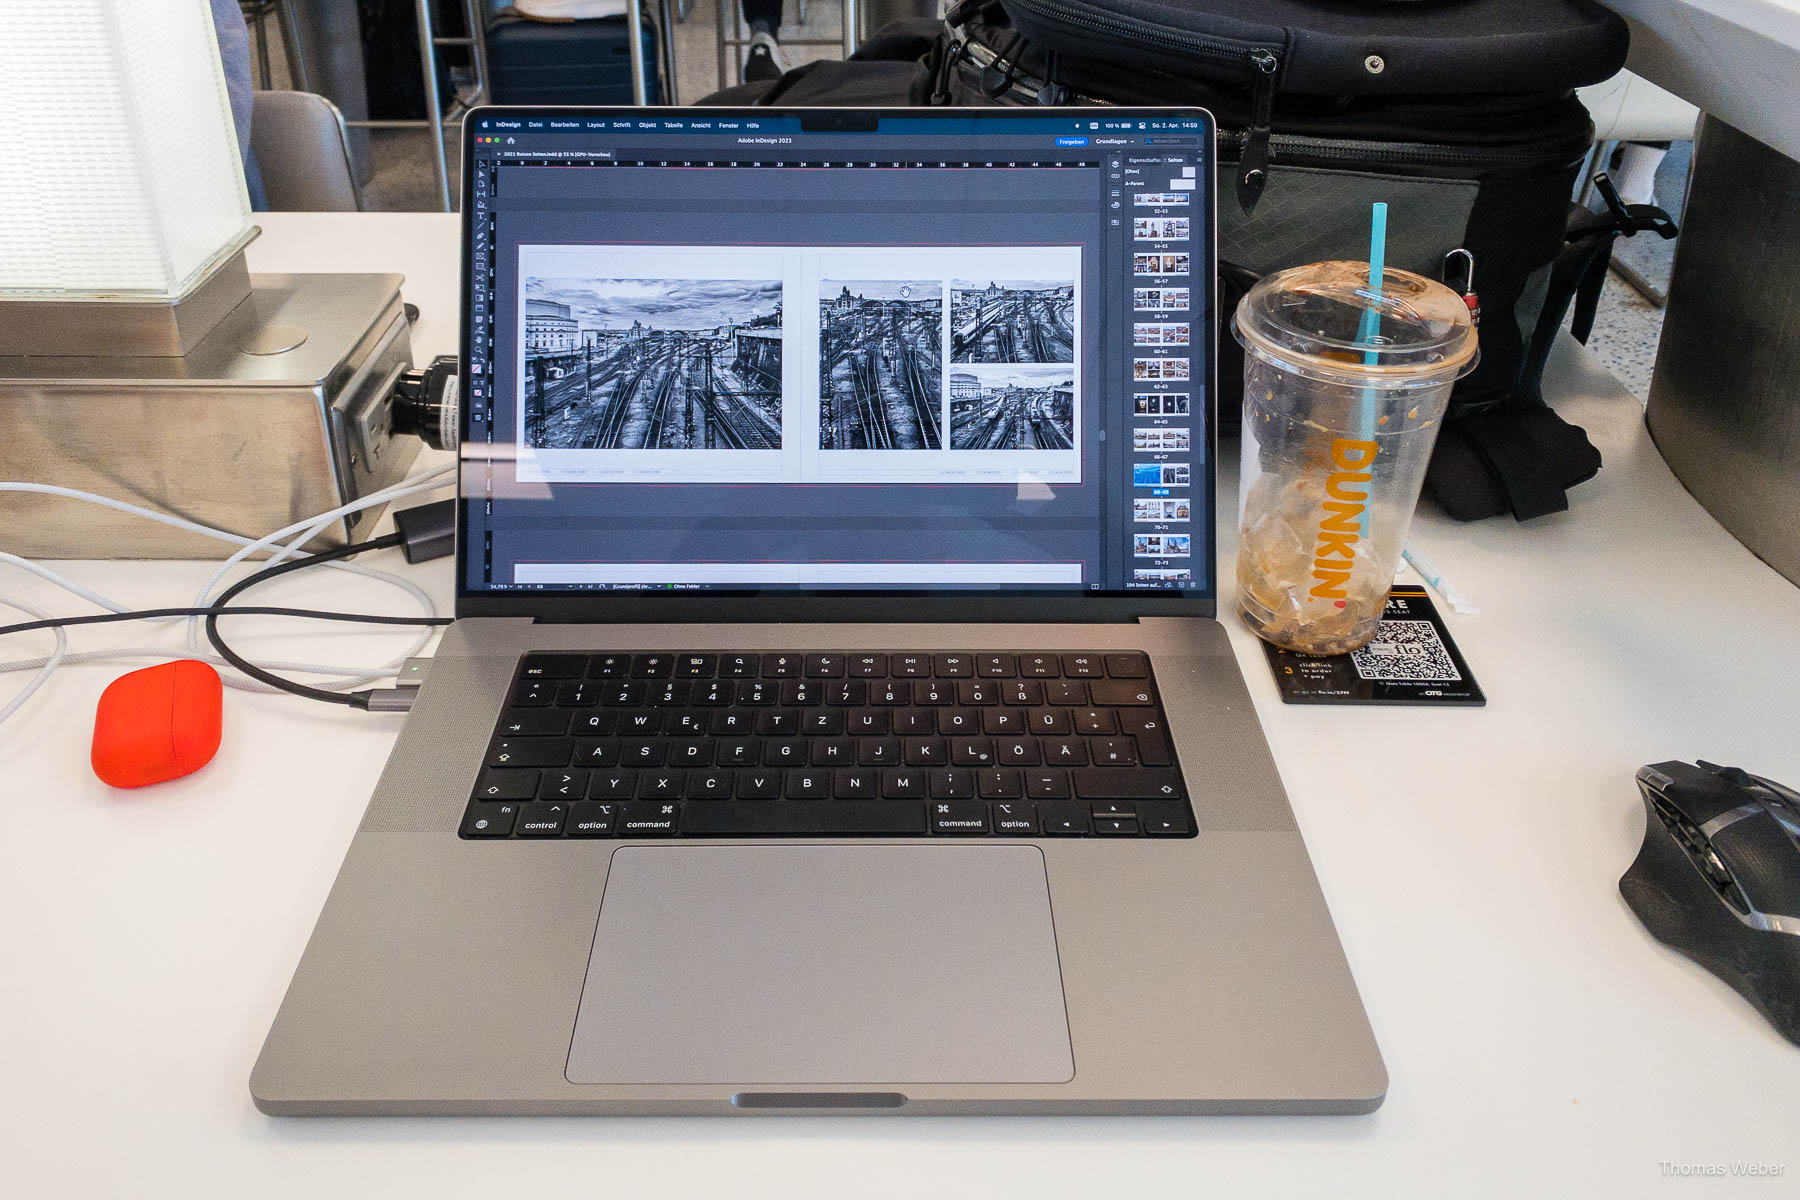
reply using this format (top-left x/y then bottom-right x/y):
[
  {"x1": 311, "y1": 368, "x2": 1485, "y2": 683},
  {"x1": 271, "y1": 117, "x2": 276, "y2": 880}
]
[
  {"x1": 4, "y1": 213, "x2": 1798, "y2": 1197},
  {"x1": 1604, "y1": 0, "x2": 1800, "y2": 160}
]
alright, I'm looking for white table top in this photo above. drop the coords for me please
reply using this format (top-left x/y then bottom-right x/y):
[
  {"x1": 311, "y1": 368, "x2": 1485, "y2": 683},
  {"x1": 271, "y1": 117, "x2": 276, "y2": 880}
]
[
  {"x1": 1605, "y1": 0, "x2": 1800, "y2": 159},
  {"x1": 4, "y1": 213, "x2": 1798, "y2": 1197}
]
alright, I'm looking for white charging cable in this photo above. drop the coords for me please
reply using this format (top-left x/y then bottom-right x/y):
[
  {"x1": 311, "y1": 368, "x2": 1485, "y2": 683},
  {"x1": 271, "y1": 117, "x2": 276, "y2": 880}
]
[{"x1": 0, "y1": 465, "x2": 455, "y2": 723}]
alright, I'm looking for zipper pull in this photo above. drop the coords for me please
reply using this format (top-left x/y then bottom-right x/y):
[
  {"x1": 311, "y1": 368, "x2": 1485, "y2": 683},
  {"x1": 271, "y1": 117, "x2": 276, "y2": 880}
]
[
  {"x1": 1237, "y1": 49, "x2": 1279, "y2": 215},
  {"x1": 1443, "y1": 248, "x2": 1480, "y2": 326}
]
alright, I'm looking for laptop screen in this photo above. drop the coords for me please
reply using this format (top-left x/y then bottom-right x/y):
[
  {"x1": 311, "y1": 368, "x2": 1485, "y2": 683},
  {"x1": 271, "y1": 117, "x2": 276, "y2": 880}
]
[{"x1": 459, "y1": 107, "x2": 1213, "y2": 603}]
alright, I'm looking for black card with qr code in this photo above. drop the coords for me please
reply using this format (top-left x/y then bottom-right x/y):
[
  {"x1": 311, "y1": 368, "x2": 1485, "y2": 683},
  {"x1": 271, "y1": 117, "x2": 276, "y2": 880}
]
[{"x1": 1260, "y1": 585, "x2": 1485, "y2": 706}]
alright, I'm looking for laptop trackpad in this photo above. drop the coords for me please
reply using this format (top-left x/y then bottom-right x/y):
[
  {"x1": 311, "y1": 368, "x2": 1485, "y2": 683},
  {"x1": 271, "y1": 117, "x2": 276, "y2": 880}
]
[{"x1": 566, "y1": 844, "x2": 1074, "y2": 1085}]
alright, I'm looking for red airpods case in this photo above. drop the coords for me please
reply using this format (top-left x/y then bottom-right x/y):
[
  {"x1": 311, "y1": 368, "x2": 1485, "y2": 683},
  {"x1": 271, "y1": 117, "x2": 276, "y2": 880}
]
[{"x1": 91, "y1": 660, "x2": 224, "y2": 788}]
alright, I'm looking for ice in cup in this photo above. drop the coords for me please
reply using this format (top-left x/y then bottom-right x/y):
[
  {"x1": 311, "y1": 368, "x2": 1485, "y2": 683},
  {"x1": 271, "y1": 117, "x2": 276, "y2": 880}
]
[{"x1": 1232, "y1": 261, "x2": 1479, "y2": 655}]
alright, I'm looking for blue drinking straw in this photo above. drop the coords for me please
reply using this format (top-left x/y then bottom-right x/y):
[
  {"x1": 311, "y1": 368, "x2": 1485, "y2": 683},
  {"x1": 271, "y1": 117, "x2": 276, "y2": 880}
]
[{"x1": 1352, "y1": 203, "x2": 1388, "y2": 536}]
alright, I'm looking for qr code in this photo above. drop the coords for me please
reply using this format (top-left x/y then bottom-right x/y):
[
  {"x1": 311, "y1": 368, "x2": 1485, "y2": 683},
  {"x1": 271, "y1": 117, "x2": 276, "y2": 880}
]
[{"x1": 1351, "y1": 620, "x2": 1462, "y2": 683}]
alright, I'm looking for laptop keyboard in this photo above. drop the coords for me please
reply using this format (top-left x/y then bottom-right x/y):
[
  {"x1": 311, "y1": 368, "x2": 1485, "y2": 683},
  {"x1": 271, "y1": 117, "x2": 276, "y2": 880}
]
[{"x1": 459, "y1": 651, "x2": 1194, "y2": 840}]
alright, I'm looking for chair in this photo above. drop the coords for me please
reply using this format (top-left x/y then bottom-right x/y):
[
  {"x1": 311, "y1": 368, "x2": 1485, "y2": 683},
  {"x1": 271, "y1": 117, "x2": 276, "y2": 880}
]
[{"x1": 250, "y1": 90, "x2": 362, "y2": 211}]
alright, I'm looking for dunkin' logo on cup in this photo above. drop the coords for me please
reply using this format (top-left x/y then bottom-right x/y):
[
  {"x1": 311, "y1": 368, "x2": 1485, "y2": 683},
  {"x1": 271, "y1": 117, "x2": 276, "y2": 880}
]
[{"x1": 1308, "y1": 439, "x2": 1378, "y2": 602}]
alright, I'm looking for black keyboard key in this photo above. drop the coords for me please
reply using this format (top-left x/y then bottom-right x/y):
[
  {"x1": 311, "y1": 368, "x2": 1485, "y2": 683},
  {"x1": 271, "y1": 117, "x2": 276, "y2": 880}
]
[
  {"x1": 937, "y1": 709, "x2": 980, "y2": 736},
  {"x1": 510, "y1": 678, "x2": 556, "y2": 707},
  {"x1": 618, "y1": 711, "x2": 662, "y2": 736},
  {"x1": 957, "y1": 680, "x2": 999, "y2": 705},
  {"x1": 857, "y1": 737, "x2": 900, "y2": 766},
  {"x1": 1091, "y1": 801, "x2": 1137, "y2": 820},
  {"x1": 1029, "y1": 709, "x2": 1072, "y2": 735},
  {"x1": 689, "y1": 770, "x2": 735, "y2": 799},
  {"x1": 461, "y1": 801, "x2": 517, "y2": 837},
  {"x1": 903, "y1": 737, "x2": 946, "y2": 766},
  {"x1": 555, "y1": 679, "x2": 601, "y2": 707},
  {"x1": 931, "y1": 800, "x2": 988, "y2": 834},
  {"x1": 983, "y1": 708, "x2": 1025, "y2": 735},
  {"x1": 618, "y1": 802, "x2": 679, "y2": 836},
  {"x1": 804, "y1": 653, "x2": 846, "y2": 678},
  {"x1": 803, "y1": 710, "x2": 844, "y2": 736},
  {"x1": 569, "y1": 711, "x2": 617, "y2": 737},
  {"x1": 718, "y1": 738, "x2": 759, "y2": 766},
  {"x1": 620, "y1": 739, "x2": 668, "y2": 767},
  {"x1": 1019, "y1": 654, "x2": 1060, "y2": 677},
  {"x1": 1103, "y1": 653, "x2": 1149, "y2": 678},
  {"x1": 891, "y1": 654, "x2": 930, "y2": 677},
  {"x1": 848, "y1": 654, "x2": 886, "y2": 677},
  {"x1": 667, "y1": 712, "x2": 708, "y2": 735},
  {"x1": 487, "y1": 738, "x2": 573, "y2": 768},
  {"x1": 913, "y1": 680, "x2": 954, "y2": 705},
  {"x1": 1039, "y1": 802, "x2": 1089, "y2": 835},
  {"x1": 1138, "y1": 802, "x2": 1194, "y2": 836},
  {"x1": 736, "y1": 771, "x2": 783, "y2": 799},
  {"x1": 586, "y1": 654, "x2": 630, "y2": 678},
  {"x1": 639, "y1": 771, "x2": 685, "y2": 799},
  {"x1": 588, "y1": 771, "x2": 638, "y2": 799},
  {"x1": 763, "y1": 739, "x2": 806, "y2": 767},
  {"x1": 872, "y1": 681, "x2": 910, "y2": 706},
  {"x1": 835, "y1": 769, "x2": 879, "y2": 799},
  {"x1": 519, "y1": 653, "x2": 586, "y2": 678},
  {"x1": 1119, "y1": 712, "x2": 1173, "y2": 766},
  {"x1": 648, "y1": 681, "x2": 689, "y2": 706},
  {"x1": 763, "y1": 653, "x2": 802, "y2": 678},
  {"x1": 539, "y1": 769, "x2": 588, "y2": 800},
  {"x1": 781, "y1": 680, "x2": 822, "y2": 706},
  {"x1": 514, "y1": 802, "x2": 568, "y2": 837},
  {"x1": 737, "y1": 681, "x2": 777, "y2": 706},
  {"x1": 893, "y1": 709, "x2": 935, "y2": 734},
  {"x1": 991, "y1": 800, "x2": 1037, "y2": 834},
  {"x1": 693, "y1": 680, "x2": 734, "y2": 706},
  {"x1": 711, "y1": 711, "x2": 753, "y2": 736},
  {"x1": 847, "y1": 709, "x2": 890, "y2": 736},
  {"x1": 754, "y1": 710, "x2": 798, "y2": 736},
  {"x1": 882, "y1": 769, "x2": 927, "y2": 798},
  {"x1": 933, "y1": 653, "x2": 974, "y2": 677},
  {"x1": 676, "y1": 654, "x2": 716, "y2": 678},
  {"x1": 1092, "y1": 738, "x2": 1138, "y2": 766},
  {"x1": 977, "y1": 654, "x2": 1015, "y2": 677},
  {"x1": 600, "y1": 681, "x2": 645, "y2": 706},
  {"x1": 786, "y1": 770, "x2": 831, "y2": 799},
  {"x1": 1072, "y1": 768, "x2": 1184, "y2": 801},
  {"x1": 1025, "y1": 770, "x2": 1071, "y2": 800},
  {"x1": 811, "y1": 738, "x2": 854, "y2": 766},
  {"x1": 719, "y1": 654, "x2": 760, "y2": 677},
  {"x1": 996, "y1": 738, "x2": 1041, "y2": 766},
  {"x1": 1046, "y1": 680, "x2": 1088, "y2": 706},
  {"x1": 631, "y1": 654, "x2": 675, "y2": 678},
  {"x1": 668, "y1": 738, "x2": 713, "y2": 766},
  {"x1": 1094, "y1": 816, "x2": 1141, "y2": 836},
  {"x1": 1073, "y1": 708, "x2": 1117, "y2": 735},
  {"x1": 681, "y1": 800, "x2": 928, "y2": 837},
  {"x1": 825, "y1": 680, "x2": 866, "y2": 706},
  {"x1": 566, "y1": 802, "x2": 618, "y2": 837},
  {"x1": 951, "y1": 737, "x2": 996, "y2": 767},
  {"x1": 498, "y1": 708, "x2": 569, "y2": 737},
  {"x1": 928, "y1": 768, "x2": 974, "y2": 799},
  {"x1": 977, "y1": 768, "x2": 1022, "y2": 799},
  {"x1": 1004, "y1": 680, "x2": 1044, "y2": 706},
  {"x1": 474, "y1": 768, "x2": 539, "y2": 801},
  {"x1": 1061, "y1": 653, "x2": 1103, "y2": 678},
  {"x1": 1088, "y1": 680, "x2": 1155, "y2": 706}
]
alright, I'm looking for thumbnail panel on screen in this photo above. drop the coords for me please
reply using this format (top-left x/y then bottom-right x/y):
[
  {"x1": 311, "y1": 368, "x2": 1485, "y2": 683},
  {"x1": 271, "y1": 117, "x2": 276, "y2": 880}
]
[
  {"x1": 522, "y1": 274, "x2": 783, "y2": 452},
  {"x1": 949, "y1": 278, "x2": 1075, "y2": 364},
  {"x1": 948, "y1": 364, "x2": 1076, "y2": 451},
  {"x1": 817, "y1": 280, "x2": 943, "y2": 450}
]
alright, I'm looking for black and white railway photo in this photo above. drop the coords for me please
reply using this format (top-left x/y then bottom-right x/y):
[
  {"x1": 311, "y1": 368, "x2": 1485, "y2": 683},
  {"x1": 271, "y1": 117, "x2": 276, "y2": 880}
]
[
  {"x1": 949, "y1": 279, "x2": 1075, "y2": 364},
  {"x1": 948, "y1": 364, "x2": 1076, "y2": 451},
  {"x1": 522, "y1": 277, "x2": 783, "y2": 451},
  {"x1": 818, "y1": 281, "x2": 943, "y2": 450}
]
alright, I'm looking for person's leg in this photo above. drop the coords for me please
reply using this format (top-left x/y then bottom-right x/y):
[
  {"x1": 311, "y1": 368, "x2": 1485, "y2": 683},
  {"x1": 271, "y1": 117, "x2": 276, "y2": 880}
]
[
  {"x1": 1613, "y1": 141, "x2": 1672, "y2": 208},
  {"x1": 741, "y1": 0, "x2": 786, "y2": 83}
]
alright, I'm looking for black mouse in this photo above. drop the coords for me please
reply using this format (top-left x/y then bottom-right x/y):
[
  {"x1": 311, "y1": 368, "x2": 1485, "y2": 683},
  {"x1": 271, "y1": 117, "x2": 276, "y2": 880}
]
[{"x1": 1622, "y1": 760, "x2": 1800, "y2": 1047}]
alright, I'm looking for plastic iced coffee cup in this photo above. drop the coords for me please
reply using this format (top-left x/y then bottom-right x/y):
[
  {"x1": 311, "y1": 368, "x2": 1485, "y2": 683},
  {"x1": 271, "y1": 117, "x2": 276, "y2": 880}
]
[{"x1": 1232, "y1": 261, "x2": 1478, "y2": 655}]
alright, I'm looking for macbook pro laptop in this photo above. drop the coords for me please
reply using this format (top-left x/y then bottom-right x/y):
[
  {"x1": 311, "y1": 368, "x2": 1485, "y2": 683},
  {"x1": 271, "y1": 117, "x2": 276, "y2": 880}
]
[{"x1": 251, "y1": 106, "x2": 1384, "y2": 1116}]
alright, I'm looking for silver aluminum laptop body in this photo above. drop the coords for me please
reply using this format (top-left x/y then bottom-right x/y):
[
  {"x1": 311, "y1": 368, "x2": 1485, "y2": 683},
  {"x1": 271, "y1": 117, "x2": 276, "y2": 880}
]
[{"x1": 251, "y1": 107, "x2": 1384, "y2": 1116}]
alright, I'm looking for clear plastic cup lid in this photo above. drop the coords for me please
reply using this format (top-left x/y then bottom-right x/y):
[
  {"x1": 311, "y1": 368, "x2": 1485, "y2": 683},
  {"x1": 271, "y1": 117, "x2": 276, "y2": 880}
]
[{"x1": 1233, "y1": 261, "x2": 1479, "y2": 388}]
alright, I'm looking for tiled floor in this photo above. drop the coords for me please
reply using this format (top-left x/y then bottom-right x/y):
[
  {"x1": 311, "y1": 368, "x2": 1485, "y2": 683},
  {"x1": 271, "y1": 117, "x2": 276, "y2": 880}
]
[{"x1": 242, "y1": 4, "x2": 1690, "y2": 403}]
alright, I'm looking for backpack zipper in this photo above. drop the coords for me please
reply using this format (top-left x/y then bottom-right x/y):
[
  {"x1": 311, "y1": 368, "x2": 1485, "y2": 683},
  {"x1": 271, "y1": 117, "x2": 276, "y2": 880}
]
[{"x1": 1239, "y1": 50, "x2": 1279, "y2": 214}]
